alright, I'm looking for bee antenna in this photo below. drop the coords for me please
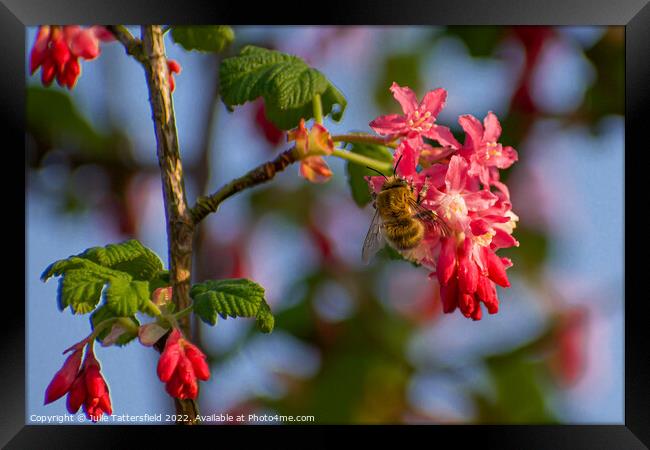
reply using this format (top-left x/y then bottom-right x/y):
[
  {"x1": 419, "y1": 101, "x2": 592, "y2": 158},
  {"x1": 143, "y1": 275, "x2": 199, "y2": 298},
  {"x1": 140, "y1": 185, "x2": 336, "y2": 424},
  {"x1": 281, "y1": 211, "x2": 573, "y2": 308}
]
[
  {"x1": 393, "y1": 154, "x2": 403, "y2": 175},
  {"x1": 366, "y1": 166, "x2": 388, "y2": 180}
]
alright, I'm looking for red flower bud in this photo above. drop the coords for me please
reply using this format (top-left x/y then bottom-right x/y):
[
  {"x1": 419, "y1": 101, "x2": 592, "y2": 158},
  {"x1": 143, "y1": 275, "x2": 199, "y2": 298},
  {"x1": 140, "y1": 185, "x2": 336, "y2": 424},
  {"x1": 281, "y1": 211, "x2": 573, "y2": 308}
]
[
  {"x1": 166, "y1": 59, "x2": 181, "y2": 92},
  {"x1": 66, "y1": 375, "x2": 86, "y2": 414},
  {"x1": 439, "y1": 276, "x2": 458, "y2": 313},
  {"x1": 62, "y1": 349, "x2": 112, "y2": 422},
  {"x1": 184, "y1": 342, "x2": 210, "y2": 381},
  {"x1": 457, "y1": 239, "x2": 478, "y2": 294},
  {"x1": 485, "y1": 247, "x2": 510, "y2": 287},
  {"x1": 157, "y1": 328, "x2": 210, "y2": 400},
  {"x1": 44, "y1": 348, "x2": 83, "y2": 405},
  {"x1": 29, "y1": 25, "x2": 111, "y2": 90}
]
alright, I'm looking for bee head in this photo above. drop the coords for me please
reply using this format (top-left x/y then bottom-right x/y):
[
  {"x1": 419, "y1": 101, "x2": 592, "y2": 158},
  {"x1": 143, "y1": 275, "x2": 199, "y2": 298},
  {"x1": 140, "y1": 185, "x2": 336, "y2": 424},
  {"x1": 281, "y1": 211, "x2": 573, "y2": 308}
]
[{"x1": 381, "y1": 176, "x2": 408, "y2": 190}]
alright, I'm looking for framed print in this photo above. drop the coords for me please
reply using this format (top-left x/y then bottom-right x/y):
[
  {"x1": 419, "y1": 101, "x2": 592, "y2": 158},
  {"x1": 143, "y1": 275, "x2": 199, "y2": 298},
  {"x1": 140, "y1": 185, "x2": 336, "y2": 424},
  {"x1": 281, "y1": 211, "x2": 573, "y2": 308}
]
[{"x1": 3, "y1": 0, "x2": 649, "y2": 447}]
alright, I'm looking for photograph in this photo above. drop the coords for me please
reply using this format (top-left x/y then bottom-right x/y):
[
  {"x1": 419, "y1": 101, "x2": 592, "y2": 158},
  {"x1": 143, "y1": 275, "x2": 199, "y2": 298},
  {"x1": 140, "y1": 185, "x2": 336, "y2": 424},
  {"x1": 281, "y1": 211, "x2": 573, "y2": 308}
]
[{"x1": 24, "y1": 24, "x2": 626, "y2": 427}]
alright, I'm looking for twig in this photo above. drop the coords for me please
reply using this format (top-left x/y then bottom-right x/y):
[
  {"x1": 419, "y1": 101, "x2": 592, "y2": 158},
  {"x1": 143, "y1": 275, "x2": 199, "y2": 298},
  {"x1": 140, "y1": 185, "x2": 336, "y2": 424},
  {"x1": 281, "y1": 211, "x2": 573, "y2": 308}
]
[
  {"x1": 140, "y1": 24, "x2": 198, "y2": 424},
  {"x1": 190, "y1": 148, "x2": 299, "y2": 224},
  {"x1": 106, "y1": 25, "x2": 145, "y2": 63}
]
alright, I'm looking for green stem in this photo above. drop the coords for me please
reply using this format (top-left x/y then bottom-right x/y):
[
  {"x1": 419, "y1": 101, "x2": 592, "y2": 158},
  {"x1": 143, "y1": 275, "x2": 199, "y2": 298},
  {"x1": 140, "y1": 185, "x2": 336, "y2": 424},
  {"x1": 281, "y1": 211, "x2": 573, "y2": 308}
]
[
  {"x1": 332, "y1": 133, "x2": 398, "y2": 148},
  {"x1": 331, "y1": 148, "x2": 392, "y2": 173},
  {"x1": 144, "y1": 300, "x2": 163, "y2": 317},
  {"x1": 313, "y1": 94, "x2": 323, "y2": 125},
  {"x1": 173, "y1": 305, "x2": 194, "y2": 321}
]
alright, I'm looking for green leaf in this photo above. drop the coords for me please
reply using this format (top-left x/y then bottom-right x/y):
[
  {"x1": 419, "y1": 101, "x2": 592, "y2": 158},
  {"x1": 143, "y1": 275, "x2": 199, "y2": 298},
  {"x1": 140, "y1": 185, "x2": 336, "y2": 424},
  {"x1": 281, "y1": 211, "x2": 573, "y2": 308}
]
[
  {"x1": 171, "y1": 26, "x2": 234, "y2": 53},
  {"x1": 58, "y1": 270, "x2": 106, "y2": 314},
  {"x1": 105, "y1": 278, "x2": 150, "y2": 317},
  {"x1": 345, "y1": 142, "x2": 393, "y2": 207},
  {"x1": 219, "y1": 45, "x2": 347, "y2": 130},
  {"x1": 42, "y1": 256, "x2": 130, "y2": 283},
  {"x1": 43, "y1": 257, "x2": 129, "y2": 314},
  {"x1": 90, "y1": 305, "x2": 139, "y2": 347},
  {"x1": 81, "y1": 240, "x2": 163, "y2": 281},
  {"x1": 190, "y1": 278, "x2": 274, "y2": 333},
  {"x1": 42, "y1": 240, "x2": 165, "y2": 316}
]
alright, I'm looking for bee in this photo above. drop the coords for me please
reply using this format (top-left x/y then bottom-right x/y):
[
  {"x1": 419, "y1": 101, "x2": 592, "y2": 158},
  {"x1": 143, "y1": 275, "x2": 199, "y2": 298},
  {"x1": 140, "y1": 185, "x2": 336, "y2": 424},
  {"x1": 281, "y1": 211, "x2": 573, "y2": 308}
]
[{"x1": 362, "y1": 156, "x2": 450, "y2": 264}]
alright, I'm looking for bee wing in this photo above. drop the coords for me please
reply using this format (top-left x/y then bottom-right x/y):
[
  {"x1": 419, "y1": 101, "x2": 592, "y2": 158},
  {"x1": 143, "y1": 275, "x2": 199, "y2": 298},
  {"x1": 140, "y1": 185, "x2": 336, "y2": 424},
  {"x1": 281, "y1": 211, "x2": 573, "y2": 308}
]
[
  {"x1": 362, "y1": 209, "x2": 385, "y2": 264},
  {"x1": 407, "y1": 197, "x2": 450, "y2": 237}
]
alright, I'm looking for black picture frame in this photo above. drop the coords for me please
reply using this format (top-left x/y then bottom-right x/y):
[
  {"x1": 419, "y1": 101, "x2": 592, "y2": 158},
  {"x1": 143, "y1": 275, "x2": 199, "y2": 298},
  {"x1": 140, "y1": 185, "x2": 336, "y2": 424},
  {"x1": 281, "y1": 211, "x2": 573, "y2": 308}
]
[{"x1": 5, "y1": 0, "x2": 648, "y2": 447}]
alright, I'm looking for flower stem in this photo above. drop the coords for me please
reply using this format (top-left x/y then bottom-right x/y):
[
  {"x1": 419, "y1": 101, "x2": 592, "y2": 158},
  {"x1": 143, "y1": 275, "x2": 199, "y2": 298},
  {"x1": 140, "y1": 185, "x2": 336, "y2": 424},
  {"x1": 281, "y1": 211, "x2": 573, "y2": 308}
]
[
  {"x1": 173, "y1": 305, "x2": 194, "y2": 321},
  {"x1": 331, "y1": 148, "x2": 392, "y2": 173},
  {"x1": 313, "y1": 94, "x2": 324, "y2": 125},
  {"x1": 332, "y1": 133, "x2": 398, "y2": 148}
]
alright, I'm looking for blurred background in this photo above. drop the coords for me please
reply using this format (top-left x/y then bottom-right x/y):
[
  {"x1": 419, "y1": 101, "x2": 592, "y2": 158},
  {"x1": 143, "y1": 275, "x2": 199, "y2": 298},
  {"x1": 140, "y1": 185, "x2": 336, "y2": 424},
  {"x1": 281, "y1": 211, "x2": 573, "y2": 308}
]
[{"x1": 26, "y1": 26, "x2": 624, "y2": 424}]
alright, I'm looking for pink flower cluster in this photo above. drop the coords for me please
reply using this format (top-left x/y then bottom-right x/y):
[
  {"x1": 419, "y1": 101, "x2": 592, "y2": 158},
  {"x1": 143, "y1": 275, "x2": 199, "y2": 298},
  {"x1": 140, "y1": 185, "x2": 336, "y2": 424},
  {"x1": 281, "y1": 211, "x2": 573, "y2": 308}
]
[
  {"x1": 368, "y1": 82, "x2": 519, "y2": 320},
  {"x1": 157, "y1": 328, "x2": 210, "y2": 400},
  {"x1": 44, "y1": 346, "x2": 112, "y2": 422},
  {"x1": 30, "y1": 26, "x2": 114, "y2": 89}
]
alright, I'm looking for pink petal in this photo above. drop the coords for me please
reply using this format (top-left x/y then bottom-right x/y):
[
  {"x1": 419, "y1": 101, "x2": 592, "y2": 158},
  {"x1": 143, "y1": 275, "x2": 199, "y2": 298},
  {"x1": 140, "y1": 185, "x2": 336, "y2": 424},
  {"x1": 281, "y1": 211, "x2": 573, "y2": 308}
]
[
  {"x1": 157, "y1": 342, "x2": 181, "y2": 382},
  {"x1": 420, "y1": 88, "x2": 447, "y2": 118},
  {"x1": 440, "y1": 276, "x2": 458, "y2": 313},
  {"x1": 485, "y1": 248, "x2": 510, "y2": 287},
  {"x1": 470, "y1": 297, "x2": 483, "y2": 320},
  {"x1": 459, "y1": 293, "x2": 475, "y2": 317},
  {"x1": 44, "y1": 349, "x2": 83, "y2": 404},
  {"x1": 69, "y1": 28, "x2": 100, "y2": 60},
  {"x1": 424, "y1": 124, "x2": 461, "y2": 149},
  {"x1": 394, "y1": 141, "x2": 418, "y2": 177},
  {"x1": 483, "y1": 112, "x2": 502, "y2": 143},
  {"x1": 457, "y1": 238, "x2": 478, "y2": 294},
  {"x1": 463, "y1": 189, "x2": 498, "y2": 211},
  {"x1": 436, "y1": 237, "x2": 457, "y2": 285},
  {"x1": 477, "y1": 275, "x2": 499, "y2": 314},
  {"x1": 445, "y1": 155, "x2": 468, "y2": 193},
  {"x1": 91, "y1": 26, "x2": 115, "y2": 42},
  {"x1": 366, "y1": 175, "x2": 386, "y2": 194},
  {"x1": 369, "y1": 114, "x2": 407, "y2": 136},
  {"x1": 389, "y1": 82, "x2": 419, "y2": 115},
  {"x1": 491, "y1": 180, "x2": 510, "y2": 199},
  {"x1": 493, "y1": 145, "x2": 518, "y2": 169},
  {"x1": 300, "y1": 157, "x2": 332, "y2": 183},
  {"x1": 470, "y1": 219, "x2": 491, "y2": 236},
  {"x1": 491, "y1": 228, "x2": 519, "y2": 250},
  {"x1": 458, "y1": 114, "x2": 484, "y2": 150},
  {"x1": 30, "y1": 26, "x2": 51, "y2": 74}
]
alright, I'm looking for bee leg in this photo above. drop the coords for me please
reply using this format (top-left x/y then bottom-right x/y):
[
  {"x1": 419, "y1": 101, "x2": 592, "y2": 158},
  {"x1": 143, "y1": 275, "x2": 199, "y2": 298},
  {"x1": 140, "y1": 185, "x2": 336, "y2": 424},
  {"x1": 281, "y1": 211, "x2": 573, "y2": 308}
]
[{"x1": 418, "y1": 176, "x2": 430, "y2": 205}]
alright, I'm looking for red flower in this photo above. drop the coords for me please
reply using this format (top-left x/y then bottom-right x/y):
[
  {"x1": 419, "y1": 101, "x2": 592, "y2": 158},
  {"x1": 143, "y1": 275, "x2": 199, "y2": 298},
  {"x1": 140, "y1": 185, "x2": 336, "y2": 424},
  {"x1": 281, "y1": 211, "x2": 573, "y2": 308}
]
[
  {"x1": 157, "y1": 329, "x2": 210, "y2": 400},
  {"x1": 66, "y1": 349, "x2": 112, "y2": 421},
  {"x1": 458, "y1": 112, "x2": 518, "y2": 187},
  {"x1": 167, "y1": 59, "x2": 182, "y2": 92},
  {"x1": 287, "y1": 119, "x2": 334, "y2": 184},
  {"x1": 44, "y1": 348, "x2": 83, "y2": 405},
  {"x1": 366, "y1": 85, "x2": 519, "y2": 321},
  {"x1": 254, "y1": 101, "x2": 284, "y2": 146},
  {"x1": 437, "y1": 236, "x2": 510, "y2": 320},
  {"x1": 30, "y1": 25, "x2": 113, "y2": 89},
  {"x1": 369, "y1": 82, "x2": 460, "y2": 150}
]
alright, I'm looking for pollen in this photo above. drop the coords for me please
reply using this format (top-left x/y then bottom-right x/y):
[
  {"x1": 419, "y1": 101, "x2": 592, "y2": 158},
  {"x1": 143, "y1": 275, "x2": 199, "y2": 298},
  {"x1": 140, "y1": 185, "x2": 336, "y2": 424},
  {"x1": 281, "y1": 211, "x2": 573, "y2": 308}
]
[{"x1": 474, "y1": 230, "x2": 496, "y2": 247}]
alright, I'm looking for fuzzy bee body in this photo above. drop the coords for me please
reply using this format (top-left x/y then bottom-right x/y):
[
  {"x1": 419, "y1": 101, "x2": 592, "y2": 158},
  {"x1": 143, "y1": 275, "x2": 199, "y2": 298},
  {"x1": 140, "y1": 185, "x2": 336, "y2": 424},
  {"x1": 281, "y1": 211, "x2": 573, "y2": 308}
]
[
  {"x1": 376, "y1": 180, "x2": 424, "y2": 250},
  {"x1": 362, "y1": 176, "x2": 450, "y2": 264}
]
